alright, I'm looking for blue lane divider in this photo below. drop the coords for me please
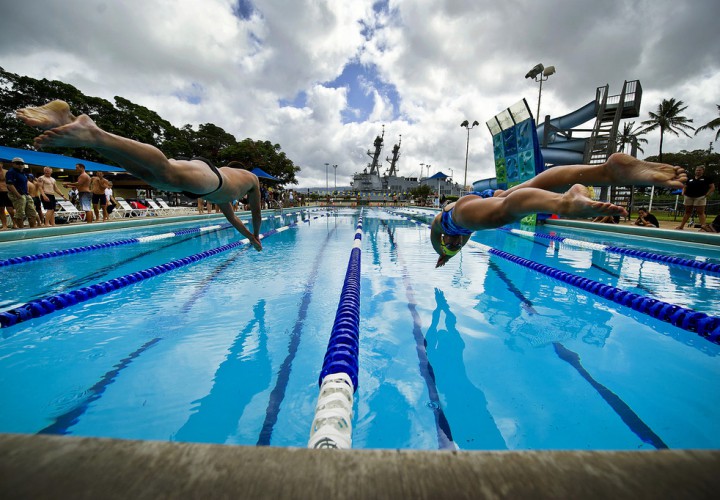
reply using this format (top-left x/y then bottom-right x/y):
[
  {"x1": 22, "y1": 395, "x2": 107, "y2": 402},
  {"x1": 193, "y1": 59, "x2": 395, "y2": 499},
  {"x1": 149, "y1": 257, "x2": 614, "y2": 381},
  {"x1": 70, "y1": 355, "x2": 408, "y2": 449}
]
[
  {"x1": 0, "y1": 209, "x2": 315, "y2": 268},
  {"x1": 487, "y1": 247, "x2": 720, "y2": 343},
  {"x1": 0, "y1": 223, "x2": 299, "y2": 329},
  {"x1": 388, "y1": 210, "x2": 720, "y2": 344},
  {"x1": 318, "y1": 211, "x2": 363, "y2": 391},
  {"x1": 0, "y1": 224, "x2": 234, "y2": 267},
  {"x1": 500, "y1": 227, "x2": 720, "y2": 274}
]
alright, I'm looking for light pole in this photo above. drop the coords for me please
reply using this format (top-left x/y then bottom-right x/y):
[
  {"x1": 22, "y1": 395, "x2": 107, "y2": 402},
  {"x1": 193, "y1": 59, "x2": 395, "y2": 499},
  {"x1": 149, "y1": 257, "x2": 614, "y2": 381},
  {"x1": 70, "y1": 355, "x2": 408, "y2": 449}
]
[
  {"x1": 419, "y1": 163, "x2": 425, "y2": 179},
  {"x1": 461, "y1": 120, "x2": 479, "y2": 192},
  {"x1": 333, "y1": 164, "x2": 337, "y2": 190},
  {"x1": 324, "y1": 162, "x2": 329, "y2": 192},
  {"x1": 525, "y1": 63, "x2": 556, "y2": 121}
]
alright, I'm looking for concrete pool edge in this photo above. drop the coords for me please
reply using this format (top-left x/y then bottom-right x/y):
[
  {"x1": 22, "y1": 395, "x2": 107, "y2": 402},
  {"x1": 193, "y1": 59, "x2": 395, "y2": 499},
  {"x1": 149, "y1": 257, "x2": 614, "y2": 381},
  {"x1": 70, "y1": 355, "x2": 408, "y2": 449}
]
[
  {"x1": 545, "y1": 218, "x2": 720, "y2": 246},
  {"x1": 1, "y1": 434, "x2": 718, "y2": 499}
]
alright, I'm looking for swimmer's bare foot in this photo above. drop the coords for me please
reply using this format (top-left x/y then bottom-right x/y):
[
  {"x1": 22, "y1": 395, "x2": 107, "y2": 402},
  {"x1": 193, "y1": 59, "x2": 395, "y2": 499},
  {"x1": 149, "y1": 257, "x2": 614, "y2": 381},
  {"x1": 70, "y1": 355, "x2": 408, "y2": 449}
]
[
  {"x1": 16, "y1": 100, "x2": 76, "y2": 130},
  {"x1": 559, "y1": 184, "x2": 627, "y2": 218},
  {"x1": 605, "y1": 153, "x2": 687, "y2": 189},
  {"x1": 31, "y1": 114, "x2": 103, "y2": 150}
]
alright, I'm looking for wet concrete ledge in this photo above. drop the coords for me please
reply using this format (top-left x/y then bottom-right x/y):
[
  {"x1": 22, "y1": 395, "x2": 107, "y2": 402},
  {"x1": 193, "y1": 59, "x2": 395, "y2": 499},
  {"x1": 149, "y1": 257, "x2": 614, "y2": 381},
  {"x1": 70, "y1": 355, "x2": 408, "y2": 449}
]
[
  {"x1": 1, "y1": 434, "x2": 718, "y2": 499},
  {"x1": 545, "y1": 218, "x2": 720, "y2": 247}
]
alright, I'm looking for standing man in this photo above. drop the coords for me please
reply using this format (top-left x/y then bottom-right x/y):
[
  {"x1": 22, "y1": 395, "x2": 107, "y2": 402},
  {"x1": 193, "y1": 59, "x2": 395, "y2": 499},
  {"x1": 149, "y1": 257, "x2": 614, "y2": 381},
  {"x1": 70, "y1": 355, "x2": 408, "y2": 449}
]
[
  {"x1": 676, "y1": 165, "x2": 715, "y2": 231},
  {"x1": 27, "y1": 174, "x2": 45, "y2": 227},
  {"x1": 90, "y1": 171, "x2": 110, "y2": 222},
  {"x1": 38, "y1": 166, "x2": 67, "y2": 226},
  {"x1": 5, "y1": 157, "x2": 38, "y2": 229},
  {"x1": 0, "y1": 162, "x2": 17, "y2": 229},
  {"x1": 63, "y1": 163, "x2": 93, "y2": 223}
]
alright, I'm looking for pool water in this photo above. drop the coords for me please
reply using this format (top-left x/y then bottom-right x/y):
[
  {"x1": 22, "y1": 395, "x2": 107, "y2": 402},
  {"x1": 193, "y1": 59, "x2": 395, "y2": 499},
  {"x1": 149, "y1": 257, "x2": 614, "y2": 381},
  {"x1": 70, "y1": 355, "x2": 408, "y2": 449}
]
[{"x1": 0, "y1": 208, "x2": 718, "y2": 450}]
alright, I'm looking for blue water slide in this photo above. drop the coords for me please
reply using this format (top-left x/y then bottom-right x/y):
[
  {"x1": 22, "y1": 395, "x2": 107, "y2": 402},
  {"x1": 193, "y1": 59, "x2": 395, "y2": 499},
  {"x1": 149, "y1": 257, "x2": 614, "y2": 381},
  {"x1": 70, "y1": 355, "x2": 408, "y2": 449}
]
[{"x1": 537, "y1": 100, "x2": 598, "y2": 165}]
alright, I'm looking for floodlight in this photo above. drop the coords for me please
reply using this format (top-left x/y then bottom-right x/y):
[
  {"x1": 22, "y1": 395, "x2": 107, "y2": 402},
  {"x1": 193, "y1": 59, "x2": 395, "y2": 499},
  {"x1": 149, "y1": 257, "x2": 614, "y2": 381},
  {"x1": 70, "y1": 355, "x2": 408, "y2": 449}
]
[
  {"x1": 543, "y1": 66, "x2": 556, "y2": 77},
  {"x1": 525, "y1": 63, "x2": 544, "y2": 79}
]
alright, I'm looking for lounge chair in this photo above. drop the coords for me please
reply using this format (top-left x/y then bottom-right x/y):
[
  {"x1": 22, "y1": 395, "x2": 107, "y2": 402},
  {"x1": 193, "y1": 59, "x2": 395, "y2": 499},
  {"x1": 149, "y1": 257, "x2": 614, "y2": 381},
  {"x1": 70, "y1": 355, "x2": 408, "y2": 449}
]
[
  {"x1": 155, "y1": 198, "x2": 189, "y2": 215},
  {"x1": 144, "y1": 199, "x2": 169, "y2": 216},
  {"x1": 115, "y1": 197, "x2": 147, "y2": 217},
  {"x1": 56, "y1": 200, "x2": 85, "y2": 223}
]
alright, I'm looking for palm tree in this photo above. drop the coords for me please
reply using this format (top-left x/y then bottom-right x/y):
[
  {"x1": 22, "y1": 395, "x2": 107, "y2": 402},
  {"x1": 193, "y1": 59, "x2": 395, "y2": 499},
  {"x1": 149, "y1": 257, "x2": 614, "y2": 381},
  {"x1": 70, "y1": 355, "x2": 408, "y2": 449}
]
[
  {"x1": 640, "y1": 98, "x2": 695, "y2": 162},
  {"x1": 616, "y1": 121, "x2": 648, "y2": 155},
  {"x1": 694, "y1": 104, "x2": 720, "y2": 142}
]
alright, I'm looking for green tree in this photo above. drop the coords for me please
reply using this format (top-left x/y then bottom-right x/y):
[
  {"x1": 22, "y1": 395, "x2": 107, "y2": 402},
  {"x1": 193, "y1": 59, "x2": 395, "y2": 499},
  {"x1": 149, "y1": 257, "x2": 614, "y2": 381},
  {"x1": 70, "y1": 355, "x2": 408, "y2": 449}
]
[
  {"x1": 0, "y1": 67, "x2": 300, "y2": 185},
  {"x1": 640, "y1": 98, "x2": 695, "y2": 162},
  {"x1": 409, "y1": 184, "x2": 433, "y2": 205},
  {"x1": 694, "y1": 104, "x2": 720, "y2": 142},
  {"x1": 616, "y1": 121, "x2": 647, "y2": 155},
  {"x1": 221, "y1": 139, "x2": 299, "y2": 185}
]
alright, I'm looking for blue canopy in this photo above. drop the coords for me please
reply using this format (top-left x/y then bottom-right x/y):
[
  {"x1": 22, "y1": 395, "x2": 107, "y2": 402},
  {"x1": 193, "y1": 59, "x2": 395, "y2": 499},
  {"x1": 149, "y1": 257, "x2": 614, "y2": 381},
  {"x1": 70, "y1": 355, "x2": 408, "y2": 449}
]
[
  {"x1": 250, "y1": 167, "x2": 280, "y2": 182},
  {"x1": 0, "y1": 145, "x2": 125, "y2": 173},
  {"x1": 427, "y1": 171, "x2": 450, "y2": 180}
]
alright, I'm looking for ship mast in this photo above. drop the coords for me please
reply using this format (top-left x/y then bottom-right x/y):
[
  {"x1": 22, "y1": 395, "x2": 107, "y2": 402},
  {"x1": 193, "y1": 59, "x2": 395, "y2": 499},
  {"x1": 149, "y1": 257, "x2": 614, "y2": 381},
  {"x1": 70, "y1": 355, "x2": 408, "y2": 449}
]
[
  {"x1": 385, "y1": 135, "x2": 401, "y2": 177},
  {"x1": 366, "y1": 125, "x2": 384, "y2": 176}
]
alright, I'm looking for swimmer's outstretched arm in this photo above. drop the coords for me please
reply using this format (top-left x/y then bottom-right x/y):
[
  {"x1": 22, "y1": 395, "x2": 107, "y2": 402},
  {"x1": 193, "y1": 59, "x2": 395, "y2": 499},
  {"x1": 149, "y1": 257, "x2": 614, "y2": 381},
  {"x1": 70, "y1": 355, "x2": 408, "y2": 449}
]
[{"x1": 219, "y1": 202, "x2": 262, "y2": 251}]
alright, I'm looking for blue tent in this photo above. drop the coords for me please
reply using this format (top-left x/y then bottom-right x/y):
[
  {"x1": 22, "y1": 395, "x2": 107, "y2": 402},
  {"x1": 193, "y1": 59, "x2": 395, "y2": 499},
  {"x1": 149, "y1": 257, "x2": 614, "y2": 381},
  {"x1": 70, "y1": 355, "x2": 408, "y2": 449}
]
[
  {"x1": 0, "y1": 145, "x2": 124, "y2": 173},
  {"x1": 250, "y1": 167, "x2": 280, "y2": 182},
  {"x1": 426, "y1": 171, "x2": 450, "y2": 180}
]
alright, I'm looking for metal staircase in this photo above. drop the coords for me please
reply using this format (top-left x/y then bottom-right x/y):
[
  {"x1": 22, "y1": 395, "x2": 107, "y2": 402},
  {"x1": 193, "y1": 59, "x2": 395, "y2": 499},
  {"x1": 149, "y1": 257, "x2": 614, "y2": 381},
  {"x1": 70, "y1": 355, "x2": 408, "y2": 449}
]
[{"x1": 583, "y1": 80, "x2": 642, "y2": 211}]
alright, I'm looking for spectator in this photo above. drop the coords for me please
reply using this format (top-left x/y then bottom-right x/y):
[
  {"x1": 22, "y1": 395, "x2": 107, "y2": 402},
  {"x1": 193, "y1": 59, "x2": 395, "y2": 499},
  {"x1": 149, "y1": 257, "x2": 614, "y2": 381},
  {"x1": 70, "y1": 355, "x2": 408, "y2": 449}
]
[
  {"x1": 676, "y1": 165, "x2": 715, "y2": 231},
  {"x1": 105, "y1": 181, "x2": 118, "y2": 217},
  {"x1": 5, "y1": 157, "x2": 38, "y2": 229},
  {"x1": 634, "y1": 207, "x2": 659, "y2": 228},
  {"x1": 197, "y1": 197, "x2": 205, "y2": 214},
  {"x1": 593, "y1": 215, "x2": 620, "y2": 224},
  {"x1": 27, "y1": 174, "x2": 45, "y2": 227},
  {"x1": 0, "y1": 162, "x2": 17, "y2": 229},
  {"x1": 68, "y1": 186, "x2": 79, "y2": 207},
  {"x1": 90, "y1": 171, "x2": 110, "y2": 222},
  {"x1": 63, "y1": 163, "x2": 93, "y2": 223},
  {"x1": 38, "y1": 166, "x2": 67, "y2": 226}
]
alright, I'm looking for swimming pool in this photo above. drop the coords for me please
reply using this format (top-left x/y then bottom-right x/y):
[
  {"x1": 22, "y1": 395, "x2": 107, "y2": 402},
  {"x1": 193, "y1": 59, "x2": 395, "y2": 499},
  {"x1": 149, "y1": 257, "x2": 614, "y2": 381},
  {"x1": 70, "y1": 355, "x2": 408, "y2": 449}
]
[{"x1": 1, "y1": 207, "x2": 718, "y2": 450}]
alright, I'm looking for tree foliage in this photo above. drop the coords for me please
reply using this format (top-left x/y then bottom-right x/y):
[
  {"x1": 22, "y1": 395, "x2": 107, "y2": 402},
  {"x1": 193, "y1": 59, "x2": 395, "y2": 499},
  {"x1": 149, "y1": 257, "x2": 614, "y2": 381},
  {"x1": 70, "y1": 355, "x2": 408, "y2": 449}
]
[
  {"x1": 640, "y1": 98, "x2": 695, "y2": 162},
  {"x1": 0, "y1": 67, "x2": 299, "y2": 184},
  {"x1": 694, "y1": 104, "x2": 720, "y2": 142},
  {"x1": 617, "y1": 121, "x2": 647, "y2": 155}
]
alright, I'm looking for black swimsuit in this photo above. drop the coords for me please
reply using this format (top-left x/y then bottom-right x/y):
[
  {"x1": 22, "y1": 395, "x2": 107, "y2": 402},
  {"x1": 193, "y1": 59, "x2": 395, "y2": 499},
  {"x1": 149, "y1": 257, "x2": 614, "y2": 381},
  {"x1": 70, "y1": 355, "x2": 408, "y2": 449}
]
[{"x1": 179, "y1": 156, "x2": 224, "y2": 199}]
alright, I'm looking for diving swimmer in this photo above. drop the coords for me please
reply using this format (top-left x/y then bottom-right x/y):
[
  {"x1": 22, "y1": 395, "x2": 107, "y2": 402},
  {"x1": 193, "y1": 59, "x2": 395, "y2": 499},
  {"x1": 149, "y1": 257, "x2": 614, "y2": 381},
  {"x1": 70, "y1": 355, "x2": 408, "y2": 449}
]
[
  {"x1": 432, "y1": 153, "x2": 687, "y2": 267},
  {"x1": 16, "y1": 100, "x2": 263, "y2": 250}
]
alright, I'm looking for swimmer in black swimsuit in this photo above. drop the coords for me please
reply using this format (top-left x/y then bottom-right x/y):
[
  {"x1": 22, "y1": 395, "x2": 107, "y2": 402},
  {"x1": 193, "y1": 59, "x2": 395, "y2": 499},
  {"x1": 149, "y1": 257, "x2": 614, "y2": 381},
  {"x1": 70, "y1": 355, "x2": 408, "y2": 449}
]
[
  {"x1": 431, "y1": 153, "x2": 688, "y2": 267},
  {"x1": 16, "y1": 100, "x2": 262, "y2": 250}
]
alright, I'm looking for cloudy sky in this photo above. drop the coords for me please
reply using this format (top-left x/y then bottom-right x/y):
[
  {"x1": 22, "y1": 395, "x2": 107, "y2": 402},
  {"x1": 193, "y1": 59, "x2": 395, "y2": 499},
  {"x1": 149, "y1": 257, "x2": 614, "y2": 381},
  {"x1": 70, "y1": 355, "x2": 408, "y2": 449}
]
[{"x1": 1, "y1": 0, "x2": 719, "y2": 188}]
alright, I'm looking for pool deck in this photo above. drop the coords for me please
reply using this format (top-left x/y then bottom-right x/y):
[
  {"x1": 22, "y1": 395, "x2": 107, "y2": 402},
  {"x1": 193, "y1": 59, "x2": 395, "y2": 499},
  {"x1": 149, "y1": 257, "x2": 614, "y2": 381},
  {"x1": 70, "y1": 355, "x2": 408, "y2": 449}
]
[{"x1": 1, "y1": 433, "x2": 718, "y2": 499}]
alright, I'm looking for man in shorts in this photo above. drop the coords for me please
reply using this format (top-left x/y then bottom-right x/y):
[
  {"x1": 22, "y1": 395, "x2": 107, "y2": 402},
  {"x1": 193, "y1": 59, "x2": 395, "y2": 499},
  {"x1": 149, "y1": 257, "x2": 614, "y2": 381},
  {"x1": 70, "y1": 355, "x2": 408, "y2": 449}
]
[
  {"x1": 675, "y1": 165, "x2": 715, "y2": 231},
  {"x1": 38, "y1": 166, "x2": 67, "y2": 226},
  {"x1": 63, "y1": 163, "x2": 93, "y2": 223},
  {"x1": 90, "y1": 171, "x2": 110, "y2": 222},
  {"x1": 5, "y1": 157, "x2": 38, "y2": 229},
  {"x1": 0, "y1": 162, "x2": 17, "y2": 229}
]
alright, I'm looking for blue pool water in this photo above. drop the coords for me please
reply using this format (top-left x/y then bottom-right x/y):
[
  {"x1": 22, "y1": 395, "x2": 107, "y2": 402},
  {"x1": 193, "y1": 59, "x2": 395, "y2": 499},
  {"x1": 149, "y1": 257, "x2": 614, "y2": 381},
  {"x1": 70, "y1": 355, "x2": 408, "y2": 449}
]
[{"x1": 0, "y1": 208, "x2": 718, "y2": 450}]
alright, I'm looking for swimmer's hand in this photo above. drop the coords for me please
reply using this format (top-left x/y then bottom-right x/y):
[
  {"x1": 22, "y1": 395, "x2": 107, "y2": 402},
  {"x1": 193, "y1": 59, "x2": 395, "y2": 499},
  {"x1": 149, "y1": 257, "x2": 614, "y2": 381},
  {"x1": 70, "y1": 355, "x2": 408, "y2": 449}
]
[
  {"x1": 436, "y1": 255, "x2": 450, "y2": 268},
  {"x1": 250, "y1": 235, "x2": 262, "y2": 251}
]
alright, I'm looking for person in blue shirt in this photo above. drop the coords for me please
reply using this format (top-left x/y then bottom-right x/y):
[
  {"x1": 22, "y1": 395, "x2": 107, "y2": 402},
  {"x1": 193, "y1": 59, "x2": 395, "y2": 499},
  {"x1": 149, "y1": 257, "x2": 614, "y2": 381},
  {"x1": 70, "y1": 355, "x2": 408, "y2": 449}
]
[
  {"x1": 5, "y1": 157, "x2": 38, "y2": 229},
  {"x1": 431, "y1": 153, "x2": 687, "y2": 267}
]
